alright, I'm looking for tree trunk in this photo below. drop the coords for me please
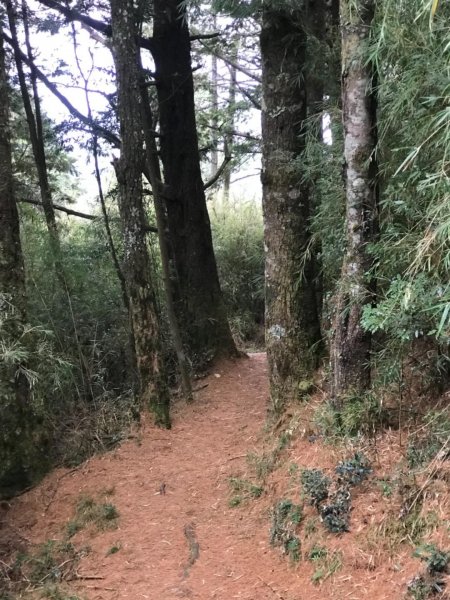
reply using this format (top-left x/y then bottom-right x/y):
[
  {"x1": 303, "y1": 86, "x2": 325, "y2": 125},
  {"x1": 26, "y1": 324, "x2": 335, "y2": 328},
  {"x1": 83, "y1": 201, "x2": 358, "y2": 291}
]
[
  {"x1": 138, "y1": 58, "x2": 193, "y2": 403},
  {"x1": 210, "y1": 14, "x2": 219, "y2": 179},
  {"x1": 6, "y1": 1, "x2": 62, "y2": 269},
  {"x1": 306, "y1": 0, "x2": 326, "y2": 324},
  {"x1": 261, "y1": 6, "x2": 322, "y2": 414},
  {"x1": 152, "y1": 0, "x2": 238, "y2": 364},
  {"x1": 110, "y1": 0, "x2": 170, "y2": 428},
  {"x1": 330, "y1": 0, "x2": 378, "y2": 407},
  {"x1": 223, "y1": 43, "x2": 238, "y2": 204},
  {"x1": 0, "y1": 27, "x2": 42, "y2": 497}
]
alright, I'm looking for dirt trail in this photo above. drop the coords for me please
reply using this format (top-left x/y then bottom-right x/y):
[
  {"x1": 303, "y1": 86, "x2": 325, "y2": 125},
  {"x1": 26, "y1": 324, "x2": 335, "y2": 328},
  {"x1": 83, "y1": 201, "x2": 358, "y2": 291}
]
[
  {"x1": 4, "y1": 353, "x2": 449, "y2": 600},
  {"x1": 5, "y1": 354, "x2": 306, "y2": 600}
]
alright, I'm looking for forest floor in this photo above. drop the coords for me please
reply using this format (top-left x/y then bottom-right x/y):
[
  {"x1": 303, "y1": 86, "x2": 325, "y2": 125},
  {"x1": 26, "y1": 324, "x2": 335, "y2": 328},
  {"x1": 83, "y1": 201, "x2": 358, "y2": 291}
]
[{"x1": 1, "y1": 353, "x2": 449, "y2": 600}]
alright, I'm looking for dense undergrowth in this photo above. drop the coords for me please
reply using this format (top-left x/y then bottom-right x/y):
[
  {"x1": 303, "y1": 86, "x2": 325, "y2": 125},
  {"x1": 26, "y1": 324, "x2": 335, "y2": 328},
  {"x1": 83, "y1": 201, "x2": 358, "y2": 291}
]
[{"x1": 0, "y1": 198, "x2": 265, "y2": 475}]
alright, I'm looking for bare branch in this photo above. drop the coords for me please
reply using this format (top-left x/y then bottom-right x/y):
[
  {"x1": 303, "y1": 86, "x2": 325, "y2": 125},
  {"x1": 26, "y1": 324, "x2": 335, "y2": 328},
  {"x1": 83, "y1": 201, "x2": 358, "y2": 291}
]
[
  {"x1": 190, "y1": 32, "x2": 221, "y2": 41},
  {"x1": 19, "y1": 197, "x2": 97, "y2": 220},
  {"x1": 204, "y1": 154, "x2": 232, "y2": 190},
  {"x1": 200, "y1": 41, "x2": 262, "y2": 84},
  {"x1": 1, "y1": 32, "x2": 120, "y2": 147}
]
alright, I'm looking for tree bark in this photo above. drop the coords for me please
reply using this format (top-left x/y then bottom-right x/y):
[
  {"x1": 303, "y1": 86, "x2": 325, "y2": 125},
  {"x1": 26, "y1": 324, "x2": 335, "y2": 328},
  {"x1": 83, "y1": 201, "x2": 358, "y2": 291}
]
[
  {"x1": 210, "y1": 14, "x2": 219, "y2": 179},
  {"x1": 261, "y1": 6, "x2": 322, "y2": 414},
  {"x1": 110, "y1": 0, "x2": 170, "y2": 428},
  {"x1": 0, "y1": 26, "x2": 41, "y2": 497},
  {"x1": 306, "y1": 0, "x2": 326, "y2": 323},
  {"x1": 223, "y1": 46, "x2": 238, "y2": 204},
  {"x1": 330, "y1": 0, "x2": 378, "y2": 407},
  {"x1": 152, "y1": 0, "x2": 238, "y2": 364},
  {"x1": 138, "y1": 58, "x2": 193, "y2": 403}
]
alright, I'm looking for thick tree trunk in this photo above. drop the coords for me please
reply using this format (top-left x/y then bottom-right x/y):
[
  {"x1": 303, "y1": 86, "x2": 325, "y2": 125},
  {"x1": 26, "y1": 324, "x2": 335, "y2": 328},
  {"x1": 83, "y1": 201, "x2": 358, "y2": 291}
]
[
  {"x1": 138, "y1": 59, "x2": 193, "y2": 403},
  {"x1": 330, "y1": 0, "x2": 378, "y2": 407},
  {"x1": 261, "y1": 7, "x2": 322, "y2": 414},
  {"x1": 0, "y1": 28, "x2": 41, "y2": 497},
  {"x1": 110, "y1": 0, "x2": 170, "y2": 428},
  {"x1": 152, "y1": 0, "x2": 238, "y2": 364}
]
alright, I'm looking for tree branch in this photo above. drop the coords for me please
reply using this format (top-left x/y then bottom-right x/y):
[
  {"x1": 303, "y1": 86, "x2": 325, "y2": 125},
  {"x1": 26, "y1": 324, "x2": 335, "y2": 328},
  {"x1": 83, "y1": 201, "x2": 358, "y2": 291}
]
[
  {"x1": 19, "y1": 197, "x2": 97, "y2": 219},
  {"x1": 200, "y1": 41, "x2": 262, "y2": 84},
  {"x1": 235, "y1": 79, "x2": 261, "y2": 110},
  {"x1": 36, "y1": 0, "x2": 155, "y2": 51},
  {"x1": 20, "y1": 197, "x2": 159, "y2": 232},
  {"x1": 204, "y1": 154, "x2": 232, "y2": 190},
  {"x1": 190, "y1": 32, "x2": 221, "y2": 41},
  {"x1": 2, "y1": 32, "x2": 120, "y2": 147}
]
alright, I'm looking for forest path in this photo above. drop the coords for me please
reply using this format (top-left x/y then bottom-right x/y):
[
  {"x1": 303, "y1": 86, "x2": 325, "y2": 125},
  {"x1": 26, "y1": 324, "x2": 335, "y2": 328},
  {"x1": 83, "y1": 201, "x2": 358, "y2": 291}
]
[{"x1": 5, "y1": 353, "x2": 311, "y2": 600}]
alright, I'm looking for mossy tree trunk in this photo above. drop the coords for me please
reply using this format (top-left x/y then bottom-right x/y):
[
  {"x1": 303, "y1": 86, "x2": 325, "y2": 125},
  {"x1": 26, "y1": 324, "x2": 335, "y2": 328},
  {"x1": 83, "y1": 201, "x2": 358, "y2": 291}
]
[
  {"x1": 330, "y1": 0, "x2": 379, "y2": 407},
  {"x1": 110, "y1": 0, "x2": 170, "y2": 428},
  {"x1": 152, "y1": 0, "x2": 238, "y2": 364},
  {"x1": 261, "y1": 5, "x2": 322, "y2": 414},
  {"x1": 0, "y1": 27, "x2": 41, "y2": 497}
]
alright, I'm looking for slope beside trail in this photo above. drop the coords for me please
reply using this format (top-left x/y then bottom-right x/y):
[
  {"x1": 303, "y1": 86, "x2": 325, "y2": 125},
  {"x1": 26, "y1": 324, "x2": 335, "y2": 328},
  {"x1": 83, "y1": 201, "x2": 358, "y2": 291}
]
[{"x1": 5, "y1": 353, "x2": 305, "y2": 600}]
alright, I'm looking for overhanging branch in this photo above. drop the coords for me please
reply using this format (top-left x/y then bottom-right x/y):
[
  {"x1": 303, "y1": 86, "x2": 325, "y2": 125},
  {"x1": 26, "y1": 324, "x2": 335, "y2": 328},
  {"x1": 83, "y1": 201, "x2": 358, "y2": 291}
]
[
  {"x1": 2, "y1": 32, "x2": 120, "y2": 147},
  {"x1": 204, "y1": 154, "x2": 232, "y2": 190},
  {"x1": 36, "y1": 0, "x2": 155, "y2": 52},
  {"x1": 20, "y1": 197, "x2": 159, "y2": 232},
  {"x1": 19, "y1": 197, "x2": 97, "y2": 219}
]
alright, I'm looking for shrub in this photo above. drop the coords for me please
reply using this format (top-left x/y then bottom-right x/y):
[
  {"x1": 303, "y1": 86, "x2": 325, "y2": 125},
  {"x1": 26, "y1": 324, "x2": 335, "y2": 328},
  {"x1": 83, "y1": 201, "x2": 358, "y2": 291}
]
[{"x1": 301, "y1": 469, "x2": 331, "y2": 508}]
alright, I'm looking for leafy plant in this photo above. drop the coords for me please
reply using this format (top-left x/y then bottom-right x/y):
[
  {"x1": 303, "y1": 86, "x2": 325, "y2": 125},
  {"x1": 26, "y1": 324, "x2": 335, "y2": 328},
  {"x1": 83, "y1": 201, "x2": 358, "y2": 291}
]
[
  {"x1": 270, "y1": 500, "x2": 303, "y2": 562},
  {"x1": 319, "y1": 488, "x2": 351, "y2": 534},
  {"x1": 66, "y1": 496, "x2": 119, "y2": 536},
  {"x1": 228, "y1": 476, "x2": 263, "y2": 507},
  {"x1": 301, "y1": 469, "x2": 331, "y2": 508},
  {"x1": 308, "y1": 547, "x2": 343, "y2": 584},
  {"x1": 407, "y1": 575, "x2": 446, "y2": 600},
  {"x1": 413, "y1": 544, "x2": 449, "y2": 575},
  {"x1": 335, "y1": 453, "x2": 372, "y2": 486}
]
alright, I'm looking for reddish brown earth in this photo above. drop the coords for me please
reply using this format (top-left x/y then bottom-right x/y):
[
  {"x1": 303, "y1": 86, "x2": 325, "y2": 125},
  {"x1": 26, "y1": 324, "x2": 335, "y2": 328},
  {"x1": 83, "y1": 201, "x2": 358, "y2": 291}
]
[{"x1": 2, "y1": 353, "x2": 449, "y2": 600}]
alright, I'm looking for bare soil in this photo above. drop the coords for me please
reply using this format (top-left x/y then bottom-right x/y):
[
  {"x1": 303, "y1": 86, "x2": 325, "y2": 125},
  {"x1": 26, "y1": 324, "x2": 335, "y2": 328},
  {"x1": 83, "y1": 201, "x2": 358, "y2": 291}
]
[{"x1": 1, "y1": 353, "x2": 449, "y2": 599}]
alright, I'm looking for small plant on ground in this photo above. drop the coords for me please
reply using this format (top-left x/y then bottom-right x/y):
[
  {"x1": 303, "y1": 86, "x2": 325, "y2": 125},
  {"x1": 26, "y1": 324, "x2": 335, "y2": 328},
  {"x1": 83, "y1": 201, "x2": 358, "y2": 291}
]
[
  {"x1": 301, "y1": 455, "x2": 372, "y2": 534},
  {"x1": 16, "y1": 540, "x2": 88, "y2": 586},
  {"x1": 307, "y1": 546, "x2": 343, "y2": 584},
  {"x1": 106, "y1": 543, "x2": 122, "y2": 556},
  {"x1": 304, "y1": 517, "x2": 319, "y2": 538},
  {"x1": 41, "y1": 585, "x2": 84, "y2": 600},
  {"x1": 247, "y1": 451, "x2": 277, "y2": 480},
  {"x1": 407, "y1": 575, "x2": 447, "y2": 599},
  {"x1": 377, "y1": 477, "x2": 394, "y2": 498},
  {"x1": 413, "y1": 544, "x2": 449, "y2": 575},
  {"x1": 314, "y1": 393, "x2": 388, "y2": 438},
  {"x1": 407, "y1": 411, "x2": 450, "y2": 469},
  {"x1": 406, "y1": 542, "x2": 449, "y2": 599},
  {"x1": 301, "y1": 469, "x2": 331, "y2": 508},
  {"x1": 335, "y1": 453, "x2": 372, "y2": 486},
  {"x1": 66, "y1": 495, "x2": 119, "y2": 537},
  {"x1": 319, "y1": 488, "x2": 351, "y2": 534},
  {"x1": 270, "y1": 500, "x2": 303, "y2": 562},
  {"x1": 228, "y1": 477, "x2": 263, "y2": 507}
]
